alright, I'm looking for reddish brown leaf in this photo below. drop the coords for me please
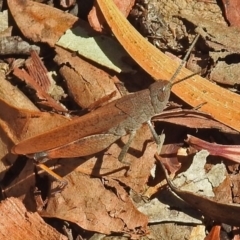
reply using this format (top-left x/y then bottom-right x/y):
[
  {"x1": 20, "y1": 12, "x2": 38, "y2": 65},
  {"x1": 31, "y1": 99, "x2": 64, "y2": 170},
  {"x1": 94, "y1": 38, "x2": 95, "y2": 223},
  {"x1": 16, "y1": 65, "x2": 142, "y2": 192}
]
[
  {"x1": 55, "y1": 124, "x2": 156, "y2": 193},
  {"x1": 54, "y1": 46, "x2": 121, "y2": 109},
  {"x1": 158, "y1": 154, "x2": 240, "y2": 226},
  {"x1": 7, "y1": 0, "x2": 77, "y2": 46},
  {"x1": 0, "y1": 98, "x2": 70, "y2": 144},
  {"x1": 43, "y1": 172, "x2": 148, "y2": 236},
  {"x1": 0, "y1": 198, "x2": 67, "y2": 240},
  {"x1": 186, "y1": 135, "x2": 240, "y2": 163},
  {"x1": 156, "y1": 144, "x2": 181, "y2": 174},
  {"x1": 153, "y1": 109, "x2": 237, "y2": 134},
  {"x1": 222, "y1": 0, "x2": 240, "y2": 27}
]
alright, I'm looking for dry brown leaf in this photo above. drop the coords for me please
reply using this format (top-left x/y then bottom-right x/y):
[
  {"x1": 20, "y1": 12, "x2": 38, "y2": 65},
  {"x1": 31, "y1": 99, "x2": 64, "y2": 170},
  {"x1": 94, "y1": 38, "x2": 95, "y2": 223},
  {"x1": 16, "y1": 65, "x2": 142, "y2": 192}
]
[
  {"x1": 222, "y1": 0, "x2": 240, "y2": 27},
  {"x1": 0, "y1": 197, "x2": 67, "y2": 240},
  {"x1": 153, "y1": 109, "x2": 238, "y2": 134},
  {"x1": 7, "y1": 0, "x2": 77, "y2": 46},
  {"x1": 0, "y1": 98, "x2": 70, "y2": 144},
  {"x1": 156, "y1": 144, "x2": 181, "y2": 175},
  {"x1": 0, "y1": 71, "x2": 38, "y2": 110},
  {"x1": 159, "y1": 154, "x2": 240, "y2": 226},
  {"x1": 54, "y1": 46, "x2": 121, "y2": 108},
  {"x1": 43, "y1": 172, "x2": 148, "y2": 236},
  {"x1": 2, "y1": 160, "x2": 36, "y2": 212}
]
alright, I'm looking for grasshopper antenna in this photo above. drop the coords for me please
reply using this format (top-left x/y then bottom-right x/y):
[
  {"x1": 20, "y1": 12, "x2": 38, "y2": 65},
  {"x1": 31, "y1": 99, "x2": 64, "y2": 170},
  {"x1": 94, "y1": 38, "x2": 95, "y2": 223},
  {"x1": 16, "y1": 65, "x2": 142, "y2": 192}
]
[
  {"x1": 168, "y1": 33, "x2": 200, "y2": 86},
  {"x1": 149, "y1": 34, "x2": 200, "y2": 150}
]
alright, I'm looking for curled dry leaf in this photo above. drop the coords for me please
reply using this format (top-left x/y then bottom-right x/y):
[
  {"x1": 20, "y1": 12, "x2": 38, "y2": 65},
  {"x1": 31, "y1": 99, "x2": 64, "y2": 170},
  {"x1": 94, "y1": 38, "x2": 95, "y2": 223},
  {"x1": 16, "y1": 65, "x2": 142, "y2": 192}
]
[
  {"x1": 158, "y1": 153, "x2": 240, "y2": 226},
  {"x1": 54, "y1": 46, "x2": 121, "y2": 109},
  {"x1": 156, "y1": 144, "x2": 181, "y2": 175},
  {"x1": 153, "y1": 109, "x2": 238, "y2": 134},
  {"x1": 43, "y1": 172, "x2": 148, "y2": 236},
  {"x1": 0, "y1": 197, "x2": 67, "y2": 240},
  {"x1": 7, "y1": 0, "x2": 77, "y2": 46},
  {"x1": 186, "y1": 135, "x2": 240, "y2": 163}
]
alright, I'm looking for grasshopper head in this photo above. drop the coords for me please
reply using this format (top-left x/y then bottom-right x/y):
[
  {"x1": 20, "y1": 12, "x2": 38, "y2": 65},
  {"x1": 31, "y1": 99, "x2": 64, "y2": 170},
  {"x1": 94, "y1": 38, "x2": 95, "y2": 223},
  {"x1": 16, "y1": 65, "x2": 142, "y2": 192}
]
[{"x1": 149, "y1": 80, "x2": 171, "y2": 114}]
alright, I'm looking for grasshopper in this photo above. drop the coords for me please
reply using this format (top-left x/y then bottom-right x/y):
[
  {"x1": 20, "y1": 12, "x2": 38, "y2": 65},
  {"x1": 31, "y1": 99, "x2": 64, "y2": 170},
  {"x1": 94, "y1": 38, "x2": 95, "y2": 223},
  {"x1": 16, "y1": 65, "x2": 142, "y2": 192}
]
[{"x1": 12, "y1": 35, "x2": 199, "y2": 168}]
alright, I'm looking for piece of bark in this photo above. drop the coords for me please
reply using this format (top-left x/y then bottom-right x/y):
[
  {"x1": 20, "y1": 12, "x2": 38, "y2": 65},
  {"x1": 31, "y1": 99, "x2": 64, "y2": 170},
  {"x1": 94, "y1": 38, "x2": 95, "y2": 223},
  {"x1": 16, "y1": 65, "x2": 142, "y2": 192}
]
[
  {"x1": 25, "y1": 50, "x2": 51, "y2": 92},
  {"x1": 13, "y1": 67, "x2": 67, "y2": 112}
]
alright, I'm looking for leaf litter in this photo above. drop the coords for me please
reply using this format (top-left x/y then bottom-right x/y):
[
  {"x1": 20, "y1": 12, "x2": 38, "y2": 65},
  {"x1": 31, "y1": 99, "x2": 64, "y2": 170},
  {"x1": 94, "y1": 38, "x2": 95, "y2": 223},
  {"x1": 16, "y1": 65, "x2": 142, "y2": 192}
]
[{"x1": 0, "y1": 0, "x2": 240, "y2": 239}]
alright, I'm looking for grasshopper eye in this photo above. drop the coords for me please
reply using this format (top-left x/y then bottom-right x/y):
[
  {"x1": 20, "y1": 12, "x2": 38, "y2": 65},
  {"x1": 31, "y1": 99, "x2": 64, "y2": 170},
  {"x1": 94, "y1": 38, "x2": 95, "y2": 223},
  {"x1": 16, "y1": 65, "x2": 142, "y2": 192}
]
[{"x1": 158, "y1": 87, "x2": 167, "y2": 102}]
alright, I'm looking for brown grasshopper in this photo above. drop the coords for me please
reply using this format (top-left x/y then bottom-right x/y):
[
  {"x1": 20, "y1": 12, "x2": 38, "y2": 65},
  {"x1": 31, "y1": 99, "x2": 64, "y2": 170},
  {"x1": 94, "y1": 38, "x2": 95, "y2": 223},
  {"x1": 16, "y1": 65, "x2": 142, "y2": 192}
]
[{"x1": 12, "y1": 35, "x2": 199, "y2": 166}]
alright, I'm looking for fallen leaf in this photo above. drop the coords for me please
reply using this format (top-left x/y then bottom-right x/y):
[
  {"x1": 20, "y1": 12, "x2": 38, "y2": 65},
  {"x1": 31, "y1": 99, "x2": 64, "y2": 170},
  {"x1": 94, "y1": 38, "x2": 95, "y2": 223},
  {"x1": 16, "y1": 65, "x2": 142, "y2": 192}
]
[
  {"x1": 0, "y1": 71, "x2": 38, "y2": 110},
  {"x1": 221, "y1": 0, "x2": 240, "y2": 27},
  {"x1": 153, "y1": 109, "x2": 238, "y2": 134},
  {"x1": 158, "y1": 153, "x2": 240, "y2": 226},
  {"x1": 186, "y1": 135, "x2": 240, "y2": 163},
  {"x1": 54, "y1": 46, "x2": 121, "y2": 109},
  {"x1": 56, "y1": 23, "x2": 134, "y2": 73},
  {"x1": 173, "y1": 150, "x2": 227, "y2": 198},
  {"x1": 0, "y1": 197, "x2": 67, "y2": 240},
  {"x1": 52, "y1": 124, "x2": 156, "y2": 193},
  {"x1": 0, "y1": 98, "x2": 70, "y2": 144},
  {"x1": 43, "y1": 172, "x2": 148, "y2": 236},
  {"x1": 7, "y1": 0, "x2": 77, "y2": 46}
]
